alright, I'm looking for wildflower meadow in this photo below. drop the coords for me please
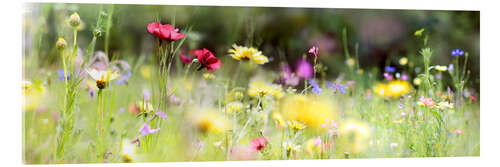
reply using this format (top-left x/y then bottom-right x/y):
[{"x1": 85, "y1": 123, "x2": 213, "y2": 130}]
[{"x1": 22, "y1": 3, "x2": 480, "y2": 164}]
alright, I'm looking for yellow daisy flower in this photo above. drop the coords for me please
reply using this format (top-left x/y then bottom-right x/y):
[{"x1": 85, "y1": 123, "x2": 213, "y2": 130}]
[
  {"x1": 228, "y1": 44, "x2": 269, "y2": 64},
  {"x1": 337, "y1": 120, "x2": 371, "y2": 153},
  {"x1": 247, "y1": 80, "x2": 283, "y2": 99},
  {"x1": 279, "y1": 94, "x2": 337, "y2": 130},
  {"x1": 190, "y1": 110, "x2": 230, "y2": 134}
]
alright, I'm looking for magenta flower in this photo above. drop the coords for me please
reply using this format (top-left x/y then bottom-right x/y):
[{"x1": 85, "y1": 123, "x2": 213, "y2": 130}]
[
  {"x1": 296, "y1": 59, "x2": 313, "y2": 79},
  {"x1": 179, "y1": 50, "x2": 193, "y2": 65},
  {"x1": 139, "y1": 123, "x2": 160, "y2": 135},
  {"x1": 384, "y1": 73, "x2": 393, "y2": 80}
]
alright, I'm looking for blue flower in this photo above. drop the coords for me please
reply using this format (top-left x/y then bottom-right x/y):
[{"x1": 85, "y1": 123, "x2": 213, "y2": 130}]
[
  {"x1": 326, "y1": 81, "x2": 347, "y2": 94},
  {"x1": 308, "y1": 79, "x2": 322, "y2": 94},
  {"x1": 57, "y1": 69, "x2": 70, "y2": 81},
  {"x1": 385, "y1": 66, "x2": 396, "y2": 73},
  {"x1": 451, "y1": 48, "x2": 464, "y2": 57}
]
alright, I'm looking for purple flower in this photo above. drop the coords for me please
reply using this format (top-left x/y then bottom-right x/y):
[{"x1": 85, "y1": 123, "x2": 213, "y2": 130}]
[
  {"x1": 118, "y1": 107, "x2": 125, "y2": 114},
  {"x1": 309, "y1": 79, "x2": 322, "y2": 94},
  {"x1": 296, "y1": 59, "x2": 313, "y2": 79},
  {"x1": 193, "y1": 140, "x2": 204, "y2": 149},
  {"x1": 115, "y1": 71, "x2": 132, "y2": 85},
  {"x1": 279, "y1": 64, "x2": 299, "y2": 86},
  {"x1": 448, "y1": 64, "x2": 454, "y2": 71},
  {"x1": 169, "y1": 94, "x2": 181, "y2": 104},
  {"x1": 89, "y1": 89, "x2": 95, "y2": 99},
  {"x1": 131, "y1": 137, "x2": 141, "y2": 146},
  {"x1": 139, "y1": 123, "x2": 160, "y2": 135},
  {"x1": 326, "y1": 82, "x2": 347, "y2": 94},
  {"x1": 451, "y1": 48, "x2": 464, "y2": 57},
  {"x1": 57, "y1": 69, "x2": 70, "y2": 81},
  {"x1": 435, "y1": 73, "x2": 442, "y2": 79},
  {"x1": 143, "y1": 89, "x2": 151, "y2": 101},
  {"x1": 156, "y1": 111, "x2": 168, "y2": 119},
  {"x1": 401, "y1": 74, "x2": 408, "y2": 81},
  {"x1": 314, "y1": 136, "x2": 321, "y2": 147},
  {"x1": 385, "y1": 66, "x2": 396, "y2": 73}
]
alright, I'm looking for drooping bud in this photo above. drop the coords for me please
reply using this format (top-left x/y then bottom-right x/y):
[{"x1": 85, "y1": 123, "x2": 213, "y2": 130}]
[
  {"x1": 56, "y1": 37, "x2": 67, "y2": 51},
  {"x1": 68, "y1": 12, "x2": 81, "y2": 28}
]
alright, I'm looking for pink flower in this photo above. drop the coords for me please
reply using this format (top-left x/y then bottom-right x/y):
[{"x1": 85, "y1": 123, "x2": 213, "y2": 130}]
[
  {"x1": 455, "y1": 129, "x2": 463, "y2": 135},
  {"x1": 384, "y1": 73, "x2": 393, "y2": 80},
  {"x1": 469, "y1": 95, "x2": 477, "y2": 101},
  {"x1": 139, "y1": 123, "x2": 160, "y2": 135},
  {"x1": 248, "y1": 137, "x2": 268, "y2": 152},
  {"x1": 419, "y1": 96, "x2": 435, "y2": 107},
  {"x1": 230, "y1": 146, "x2": 256, "y2": 160},
  {"x1": 147, "y1": 22, "x2": 185, "y2": 41},
  {"x1": 308, "y1": 46, "x2": 319, "y2": 61},
  {"x1": 179, "y1": 50, "x2": 193, "y2": 64},
  {"x1": 191, "y1": 48, "x2": 221, "y2": 72}
]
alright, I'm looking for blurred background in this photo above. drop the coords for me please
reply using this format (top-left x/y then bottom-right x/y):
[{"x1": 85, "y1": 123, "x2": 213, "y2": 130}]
[{"x1": 23, "y1": 3, "x2": 480, "y2": 91}]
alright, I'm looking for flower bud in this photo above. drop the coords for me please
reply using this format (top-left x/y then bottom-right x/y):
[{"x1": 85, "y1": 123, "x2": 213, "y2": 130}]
[
  {"x1": 68, "y1": 12, "x2": 81, "y2": 28},
  {"x1": 56, "y1": 37, "x2": 67, "y2": 50}
]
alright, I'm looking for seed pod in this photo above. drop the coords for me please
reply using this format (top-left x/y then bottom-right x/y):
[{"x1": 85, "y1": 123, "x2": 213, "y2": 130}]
[
  {"x1": 56, "y1": 37, "x2": 67, "y2": 51},
  {"x1": 68, "y1": 12, "x2": 81, "y2": 28}
]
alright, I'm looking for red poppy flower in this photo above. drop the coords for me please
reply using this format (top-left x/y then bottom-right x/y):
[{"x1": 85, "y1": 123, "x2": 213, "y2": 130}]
[
  {"x1": 190, "y1": 48, "x2": 221, "y2": 72},
  {"x1": 179, "y1": 50, "x2": 192, "y2": 64},
  {"x1": 248, "y1": 137, "x2": 267, "y2": 152},
  {"x1": 147, "y1": 22, "x2": 185, "y2": 41}
]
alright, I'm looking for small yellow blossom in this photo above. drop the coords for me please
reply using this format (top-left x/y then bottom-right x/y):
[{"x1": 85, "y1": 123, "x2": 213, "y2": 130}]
[
  {"x1": 22, "y1": 80, "x2": 46, "y2": 110},
  {"x1": 140, "y1": 66, "x2": 151, "y2": 79},
  {"x1": 413, "y1": 78, "x2": 422, "y2": 86},
  {"x1": 399, "y1": 57, "x2": 408, "y2": 65},
  {"x1": 287, "y1": 120, "x2": 306, "y2": 133},
  {"x1": 224, "y1": 101, "x2": 244, "y2": 114},
  {"x1": 435, "y1": 65, "x2": 447, "y2": 72},
  {"x1": 137, "y1": 101, "x2": 154, "y2": 113},
  {"x1": 247, "y1": 80, "x2": 283, "y2": 99},
  {"x1": 203, "y1": 73, "x2": 215, "y2": 80},
  {"x1": 346, "y1": 58, "x2": 355, "y2": 67},
  {"x1": 414, "y1": 28, "x2": 425, "y2": 37},
  {"x1": 272, "y1": 112, "x2": 287, "y2": 128}
]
